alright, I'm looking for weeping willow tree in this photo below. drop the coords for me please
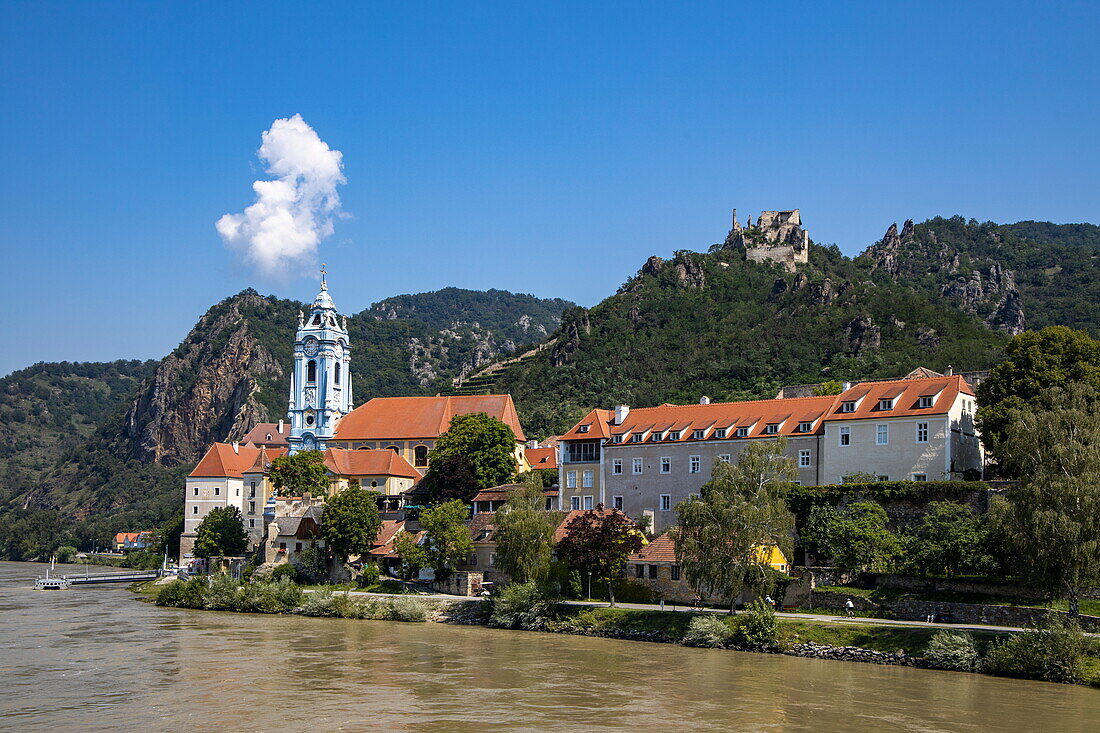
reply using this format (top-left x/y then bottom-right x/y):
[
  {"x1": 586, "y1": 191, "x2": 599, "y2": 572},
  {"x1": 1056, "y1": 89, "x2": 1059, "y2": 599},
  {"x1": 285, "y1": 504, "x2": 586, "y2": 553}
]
[
  {"x1": 674, "y1": 440, "x2": 796, "y2": 613},
  {"x1": 993, "y1": 383, "x2": 1100, "y2": 617},
  {"x1": 494, "y1": 474, "x2": 557, "y2": 585}
]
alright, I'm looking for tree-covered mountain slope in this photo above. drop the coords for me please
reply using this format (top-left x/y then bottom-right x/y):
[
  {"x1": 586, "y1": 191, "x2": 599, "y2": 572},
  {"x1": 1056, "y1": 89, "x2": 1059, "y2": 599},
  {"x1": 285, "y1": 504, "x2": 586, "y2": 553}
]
[
  {"x1": 861, "y1": 216, "x2": 1100, "y2": 336},
  {"x1": 490, "y1": 244, "x2": 1009, "y2": 438}
]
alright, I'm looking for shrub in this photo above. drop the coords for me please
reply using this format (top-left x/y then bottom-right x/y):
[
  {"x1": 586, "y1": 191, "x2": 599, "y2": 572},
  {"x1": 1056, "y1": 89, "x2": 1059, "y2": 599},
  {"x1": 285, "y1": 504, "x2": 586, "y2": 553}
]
[
  {"x1": 269, "y1": 564, "x2": 297, "y2": 583},
  {"x1": 489, "y1": 582, "x2": 558, "y2": 630},
  {"x1": 300, "y1": 588, "x2": 341, "y2": 617},
  {"x1": 682, "y1": 615, "x2": 733, "y2": 648},
  {"x1": 155, "y1": 578, "x2": 205, "y2": 609},
  {"x1": 734, "y1": 600, "x2": 780, "y2": 650},
  {"x1": 389, "y1": 596, "x2": 431, "y2": 622},
  {"x1": 239, "y1": 578, "x2": 303, "y2": 614},
  {"x1": 358, "y1": 563, "x2": 381, "y2": 588},
  {"x1": 924, "y1": 631, "x2": 979, "y2": 671},
  {"x1": 611, "y1": 578, "x2": 659, "y2": 604},
  {"x1": 55, "y1": 545, "x2": 78, "y2": 563},
  {"x1": 203, "y1": 574, "x2": 242, "y2": 611},
  {"x1": 983, "y1": 618, "x2": 1085, "y2": 683},
  {"x1": 294, "y1": 545, "x2": 329, "y2": 584}
]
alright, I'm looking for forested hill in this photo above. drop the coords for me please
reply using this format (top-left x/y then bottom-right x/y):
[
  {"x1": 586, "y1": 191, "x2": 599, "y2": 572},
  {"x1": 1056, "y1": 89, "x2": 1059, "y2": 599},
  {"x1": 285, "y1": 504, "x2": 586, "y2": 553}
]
[
  {"x1": 861, "y1": 216, "x2": 1100, "y2": 336},
  {"x1": 490, "y1": 242, "x2": 1010, "y2": 439}
]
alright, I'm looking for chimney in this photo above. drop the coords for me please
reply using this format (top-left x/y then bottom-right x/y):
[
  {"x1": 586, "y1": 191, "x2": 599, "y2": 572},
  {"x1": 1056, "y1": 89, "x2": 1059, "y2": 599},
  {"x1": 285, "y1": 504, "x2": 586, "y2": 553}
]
[
  {"x1": 278, "y1": 419, "x2": 284, "y2": 433},
  {"x1": 841, "y1": 381, "x2": 852, "y2": 391},
  {"x1": 700, "y1": 396, "x2": 710, "y2": 405},
  {"x1": 232, "y1": 442, "x2": 239, "y2": 454},
  {"x1": 614, "y1": 404, "x2": 630, "y2": 425},
  {"x1": 946, "y1": 365, "x2": 954, "y2": 376}
]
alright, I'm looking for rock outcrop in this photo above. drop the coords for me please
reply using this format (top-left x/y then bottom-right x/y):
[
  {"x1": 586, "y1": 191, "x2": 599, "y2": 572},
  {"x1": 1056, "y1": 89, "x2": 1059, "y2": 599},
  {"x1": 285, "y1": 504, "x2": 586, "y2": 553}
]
[
  {"x1": 551, "y1": 308, "x2": 591, "y2": 367},
  {"x1": 723, "y1": 209, "x2": 810, "y2": 271}
]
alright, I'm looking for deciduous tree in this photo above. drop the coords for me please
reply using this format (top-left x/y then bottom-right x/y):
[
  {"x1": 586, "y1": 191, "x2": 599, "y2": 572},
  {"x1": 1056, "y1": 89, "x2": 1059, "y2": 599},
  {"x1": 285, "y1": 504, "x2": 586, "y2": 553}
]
[
  {"x1": 494, "y1": 475, "x2": 556, "y2": 585},
  {"x1": 320, "y1": 486, "x2": 381, "y2": 564},
  {"x1": 270, "y1": 450, "x2": 329, "y2": 497},
  {"x1": 905, "y1": 501, "x2": 988, "y2": 577},
  {"x1": 418, "y1": 499, "x2": 475, "y2": 580},
  {"x1": 424, "y1": 413, "x2": 518, "y2": 502},
  {"x1": 193, "y1": 506, "x2": 249, "y2": 558},
  {"x1": 555, "y1": 506, "x2": 643, "y2": 606},
  {"x1": 675, "y1": 441, "x2": 795, "y2": 613}
]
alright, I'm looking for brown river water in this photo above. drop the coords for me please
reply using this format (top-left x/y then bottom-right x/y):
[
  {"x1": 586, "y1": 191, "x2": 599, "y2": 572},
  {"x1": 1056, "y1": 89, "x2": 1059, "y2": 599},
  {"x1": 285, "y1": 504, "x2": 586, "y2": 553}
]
[{"x1": 2, "y1": 561, "x2": 1098, "y2": 732}]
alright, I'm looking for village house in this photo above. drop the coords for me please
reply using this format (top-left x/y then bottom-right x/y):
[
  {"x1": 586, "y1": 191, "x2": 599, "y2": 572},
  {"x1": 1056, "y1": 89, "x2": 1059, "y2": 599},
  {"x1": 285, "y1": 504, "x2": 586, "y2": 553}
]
[
  {"x1": 471, "y1": 483, "x2": 558, "y2": 514},
  {"x1": 264, "y1": 498, "x2": 324, "y2": 566},
  {"x1": 113, "y1": 531, "x2": 153, "y2": 553}
]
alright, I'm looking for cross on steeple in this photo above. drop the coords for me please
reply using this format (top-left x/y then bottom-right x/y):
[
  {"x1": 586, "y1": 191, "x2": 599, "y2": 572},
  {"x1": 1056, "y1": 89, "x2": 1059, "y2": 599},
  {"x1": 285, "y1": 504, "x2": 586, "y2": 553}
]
[{"x1": 320, "y1": 263, "x2": 328, "y2": 290}]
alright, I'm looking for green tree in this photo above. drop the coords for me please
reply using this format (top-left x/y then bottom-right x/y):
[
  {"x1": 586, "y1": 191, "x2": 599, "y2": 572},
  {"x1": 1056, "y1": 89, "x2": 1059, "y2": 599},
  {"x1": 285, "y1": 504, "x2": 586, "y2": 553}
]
[
  {"x1": 493, "y1": 475, "x2": 557, "y2": 585},
  {"x1": 419, "y1": 499, "x2": 475, "y2": 580},
  {"x1": 992, "y1": 383, "x2": 1100, "y2": 616},
  {"x1": 424, "y1": 413, "x2": 518, "y2": 501},
  {"x1": 820, "y1": 501, "x2": 901, "y2": 574},
  {"x1": 193, "y1": 507, "x2": 249, "y2": 558},
  {"x1": 813, "y1": 380, "x2": 844, "y2": 396},
  {"x1": 905, "y1": 501, "x2": 988, "y2": 577},
  {"x1": 977, "y1": 326, "x2": 1100, "y2": 469},
  {"x1": 152, "y1": 509, "x2": 185, "y2": 560},
  {"x1": 320, "y1": 486, "x2": 381, "y2": 564},
  {"x1": 270, "y1": 450, "x2": 329, "y2": 497},
  {"x1": 422, "y1": 455, "x2": 482, "y2": 504},
  {"x1": 393, "y1": 530, "x2": 428, "y2": 577},
  {"x1": 675, "y1": 442, "x2": 796, "y2": 613},
  {"x1": 555, "y1": 506, "x2": 643, "y2": 606}
]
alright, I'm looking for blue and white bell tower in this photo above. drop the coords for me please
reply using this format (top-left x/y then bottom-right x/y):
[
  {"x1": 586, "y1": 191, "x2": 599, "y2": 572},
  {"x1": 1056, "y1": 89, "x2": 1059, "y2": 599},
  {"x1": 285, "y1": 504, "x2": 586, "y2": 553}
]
[{"x1": 288, "y1": 267, "x2": 353, "y2": 453}]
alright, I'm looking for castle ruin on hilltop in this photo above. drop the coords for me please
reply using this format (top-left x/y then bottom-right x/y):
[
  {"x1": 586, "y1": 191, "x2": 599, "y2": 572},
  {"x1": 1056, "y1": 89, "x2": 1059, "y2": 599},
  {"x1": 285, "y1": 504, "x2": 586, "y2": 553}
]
[{"x1": 723, "y1": 209, "x2": 810, "y2": 271}]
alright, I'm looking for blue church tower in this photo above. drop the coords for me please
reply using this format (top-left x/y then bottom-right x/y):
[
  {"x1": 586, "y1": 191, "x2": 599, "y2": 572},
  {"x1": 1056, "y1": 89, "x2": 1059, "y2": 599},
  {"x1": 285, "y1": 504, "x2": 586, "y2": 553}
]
[{"x1": 288, "y1": 268, "x2": 352, "y2": 453}]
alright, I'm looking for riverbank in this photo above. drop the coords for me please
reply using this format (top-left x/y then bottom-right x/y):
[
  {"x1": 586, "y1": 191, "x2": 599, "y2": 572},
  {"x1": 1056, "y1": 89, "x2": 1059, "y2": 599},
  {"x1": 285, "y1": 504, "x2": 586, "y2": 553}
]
[{"x1": 139, "y1": 578, "x2": 1100, "y2": 687}]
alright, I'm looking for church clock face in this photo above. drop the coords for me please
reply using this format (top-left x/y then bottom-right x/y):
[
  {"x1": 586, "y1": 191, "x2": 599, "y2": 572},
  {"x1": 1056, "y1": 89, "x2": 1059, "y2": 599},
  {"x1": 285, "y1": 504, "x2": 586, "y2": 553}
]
[{"x1": 303, "y1": 338, "x2": 319, "y2": 357}]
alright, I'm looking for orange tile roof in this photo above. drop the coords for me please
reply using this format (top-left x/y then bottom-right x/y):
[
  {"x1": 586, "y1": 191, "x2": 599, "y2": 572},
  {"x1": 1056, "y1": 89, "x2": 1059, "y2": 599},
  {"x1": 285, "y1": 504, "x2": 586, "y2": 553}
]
[
  {"x1": 324, "y1": 448, "x2": 422, "y2": 479},
  {"x1": 189, "y1": 443, "x2": 264, "y2": 478},
  {"x1": 245, "y1": 446, "x2": 287, "y2": 474},
  {"x1": 472, "y1": 484, "x2": 558, "y2": 502},
  {"x1": 334, "y1": 395, "x2": 526, "y2": 442},
  {"x1": 629, "y1": 532, "x2": 678, "y2": 562},
  {"x1": 823, "y1": 375, "x2": 970, "y2": 421},
  {"x1": 524, "y1": 446, "x2": 558, "y2": 470},
  {"x1": 552, "y1": 507, "x2": 630, "y2": 543},
  {"x1": 242, "y1": 422, "x2": 290, "y2": 447}
]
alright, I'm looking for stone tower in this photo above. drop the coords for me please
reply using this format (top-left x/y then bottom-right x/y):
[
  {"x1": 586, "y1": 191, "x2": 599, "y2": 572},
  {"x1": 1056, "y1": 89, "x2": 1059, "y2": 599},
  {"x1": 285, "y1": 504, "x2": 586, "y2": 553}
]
[
  {"x1": 287, "y1": 268, "x2": 352, "y2": 453},
  {"x1": 724, "y1": 209, "x2": 810, "y2": 271}
]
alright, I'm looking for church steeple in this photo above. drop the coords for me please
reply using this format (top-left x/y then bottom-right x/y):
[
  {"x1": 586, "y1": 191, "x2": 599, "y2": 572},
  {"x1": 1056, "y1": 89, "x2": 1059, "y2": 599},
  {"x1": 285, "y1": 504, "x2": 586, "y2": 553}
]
[{"x1": 287, "y1": 267, "x2": 352, "y2": 453}]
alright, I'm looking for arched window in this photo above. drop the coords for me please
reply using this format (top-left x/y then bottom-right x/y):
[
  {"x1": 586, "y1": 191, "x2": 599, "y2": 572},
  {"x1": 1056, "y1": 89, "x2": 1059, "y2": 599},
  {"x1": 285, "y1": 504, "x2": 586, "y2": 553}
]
[
  {"x1": 334, "y1": 363, "x2": 341, "y2": 385},
  {"x1": 387, "y1": 446, "x2": 400, "y2": 454},
  {"x1": 414, "y1": 445, "x2": 428, "y2": 467},
  {"x1": 307, "y1": 360, "x2": 317, "y2": 383},
  {"x1": 312, "y1": 314, "x2": 321, "y2": 325}
]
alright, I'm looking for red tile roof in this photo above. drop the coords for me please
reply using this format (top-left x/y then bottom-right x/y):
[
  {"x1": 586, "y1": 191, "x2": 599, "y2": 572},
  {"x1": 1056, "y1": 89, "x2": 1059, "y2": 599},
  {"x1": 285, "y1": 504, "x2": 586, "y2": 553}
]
[
  {"x1": 524, "y1": 446, "x2": 558, "y2": 470},
  {"x1": 245, "y1": 446, "x2": 287, "y2": 474},
  {"x1": 242, "y1": 422, "x2": 290, "y2": 447},
  {"x1": 552, "y1": 507, "x2": 631, "y2": 543},
  {"x1": 334, "y1": 395, "x2": 526, "y2": 442},
  {"x1": 629, "y1": 532, "x2": 677, "y2": 562},
  {"x1": 472, "y1": 484, "x2": 558, "y2": 502},
  {"x1": 189, "y1": 443, "x2": 264, "y2": 478},
  {"x1": 324, "y1": 448, "x2": 422, "y2": 479},
  {"x1": 823, "y1": 375, "x2": 971, "y2": 421}
]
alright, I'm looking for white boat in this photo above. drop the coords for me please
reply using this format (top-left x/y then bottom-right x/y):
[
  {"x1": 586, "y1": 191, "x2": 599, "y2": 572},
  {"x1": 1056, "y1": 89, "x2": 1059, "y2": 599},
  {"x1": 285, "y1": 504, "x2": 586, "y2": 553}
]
[{"x1": 34, "y1": 557, "x2": 71, "y2": 590}]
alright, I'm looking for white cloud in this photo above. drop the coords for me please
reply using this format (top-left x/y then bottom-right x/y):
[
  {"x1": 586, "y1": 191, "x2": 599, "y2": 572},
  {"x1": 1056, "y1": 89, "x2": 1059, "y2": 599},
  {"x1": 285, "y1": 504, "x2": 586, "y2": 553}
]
[{"x1": 217, "y1": 114, "x2": 345, "y2": 277}]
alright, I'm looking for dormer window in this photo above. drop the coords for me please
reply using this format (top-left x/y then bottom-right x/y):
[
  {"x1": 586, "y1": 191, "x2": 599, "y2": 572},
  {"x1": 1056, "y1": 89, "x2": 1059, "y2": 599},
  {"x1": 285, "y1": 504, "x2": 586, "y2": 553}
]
[
  {"x1": 715, "y1": 428, "x2": 727, "y2": 439},
  {"x1": 841, "y1": 401, "x2": 856, "y2": 413},
  {"x1": 797, "y1": 421, "x2": 813, "y2": 432},
  {"x1": 918, "y1": 396, "x2": 933, "y2": 409},
  {"x1": 577, "y1": 424, "x2": 590, "y2": 433},
  {"x1": 692, "y1": 429, "x2": 705, "y2": 440},
  {"x1": 651, "y1": 433, "x2": 662, "y2": 442},
  {"x1": 631, "y1": 433, "x2": 643, "y2": 443},
  {"x1": 735, "y1": 427, "x2": 749, "y2": 438},
  {"x1": 878, "y1": 398, "x2": 894, "y2": 410},
  {"x1": 764, "y1": 423, "x2": 779, "y2": 435},
  {"x1": 611, "y1": 434, "x2": 623, "y2": 444},
  {"x1": 669, "y1": 431, "x2": 681, "y2": 441}
]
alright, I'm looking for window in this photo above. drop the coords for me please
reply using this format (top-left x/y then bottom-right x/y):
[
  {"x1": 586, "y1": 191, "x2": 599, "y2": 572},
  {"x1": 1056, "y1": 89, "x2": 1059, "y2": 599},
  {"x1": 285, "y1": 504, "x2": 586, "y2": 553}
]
[
  {"x1": 715, "y1": 428, "x2": 727, "y2": 439},
  {"x1": 916, "y1": 422, "x2": 929, "y2": 443},
  {"x1": 566, "y1": 471, "x2": 577, "y2": 489},
  {"x1": 689, "y1": 455, "x2": 701, "y2": 473},
  {"x1": 635, "y1": 564, "x2": 645, "y2": 579},
  {"x1": 918, "y1": 396, "x2": 933, "y2": 409},
  {"x1": 877, "y1": 424, "x2": 889, "y2": 445},
  {"x1": 250, "y1": 481, "x2": 256, "y2": 497},
  {"x1": 877, "y1": 475, "x2": 889, "y2": 482},
  {"x1": 692, "y1": 429, "x2": 705, "y2": 440},
  {"x1": 797, "y1": 421, "x2": 813, "y2": 432},
  {"x1": 669, "y1": 431, "x2": 681, "y2": 441},
  {"x1": 235, "y1": 487, "x2": 239, "y2": 497},
  {"x1": 214, "y1": 487, "x2": 220, "y2": 496},
  {"x1": 651, "y1": 433, "x2": 662, "y2": 442},
  {"x1": 660, "y1": 456, "x2": 671, "y2": 474},
  {"x1": 764, "y1": 423, "x2": 779, "y2": 435},
  {"x1": 648, "y1": 564, "x2": 658, "y2": 580},
  {"x1": 193, "y1": 486, "x2": 199, "y2": 496},
  {"x1": 660, "y1": 494, "x2": 671, "y2": 511},
  {"x1": 631, "y1": 433, "x2": 643, "y2": 443},
  {"x1": 249, "y1": 501, "x2": 256, "y2": 513},
  {"x1": 670, "y1": 565, "x2": 681, "y2": 581},
  {"x1": 489, "y1": 553, "x2": 497, "y2": 568},
  {"x1": 719, "y1": 454, "x2": 731, "y2": 464},
  {"x1": 633, "y1": 458, "x2": 643, "y2": 474},
  {"x1": 570, "y1": 496, "x2": 581, "y2": 510},
  {"x1": 612, "y1": 434, "x2": 623, "y2": 444},
  {"x1": 279, "y1": 542, "x2": 287, "y2": 551},
  {"x1": 735, "y1": 427, "x2": 749, "y2": 438},
  {"x1": 841, "y1": 401, "x2": 856, "y2": 413},
  {"x1": 193, "y1": 506, "x2": 198, "y2": 514},
  {"x1": 307, "y1": 360, "x2": 317, "y2": 383},
  {"x1": 612, "y1": 458, "x2": 623, "y2": 475},
  {"x1": 414, "y1": 445, "x2": 428, "y2": 467},
  {"x1": 839, "y1": 426, "x2": 851, "y2": 446},
  {"x1": 612, "y1": 496, "x2": 624, "y2": 510},
  {"x1": 799, "y1": 449, "x2": 811, "y2": 468},
  {"x1": 582, "y1": 470, "x2": 593, "y2": 488},
  {"x1": 567, "y1": 442, "x2": 599, "y2": 462},
  {"x1": 912, "y1": 473, "x2": 928, "y2": 482},
  {"x1": 583, "y1": 496, "x2": 594, "y2": 510},
  {"x1": 878, "y1": 398, "x2": 894, "y2": 410},
  {"x1": 334, "y1": 362, "x2": 341, "y2": 385},
  {"x1": 249, "y1": 519, "x2": 255, "y2": 528},
  {"x1": 577, "y1": 424, "x2": 590, "y2": 433}
]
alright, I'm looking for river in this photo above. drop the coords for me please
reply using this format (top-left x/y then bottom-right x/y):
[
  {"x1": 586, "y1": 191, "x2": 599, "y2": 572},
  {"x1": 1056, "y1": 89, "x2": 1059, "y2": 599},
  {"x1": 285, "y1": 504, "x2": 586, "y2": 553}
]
[{"x1": 1, "y1": 561, "x2": 1098, "y2": 731}]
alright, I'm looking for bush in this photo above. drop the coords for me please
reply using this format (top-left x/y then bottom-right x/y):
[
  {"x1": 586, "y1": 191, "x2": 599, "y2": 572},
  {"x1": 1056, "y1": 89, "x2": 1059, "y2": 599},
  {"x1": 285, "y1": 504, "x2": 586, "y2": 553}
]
[
  {"x1": 924, "y1": 631, "x2": 979, "y2": 671},
  {"x1": 55, "y1": 545, "x2": 78, "y2": 563},
  {"x1": 155, "y1": 578, "x2": 206, "y2": 608},
  {"x1": 294, "y1": 545, "x2": 329, "y2": 584},
  {"x1": 269, "y1": 564, "x2": 297, "y2": 583},
  {"x1": 300, "y1": 587, "x2": 342, "y2": 617},
  {"x1": 203, "y1": 574, "x2": 242, "y2": 611},
  {"x1": 734, "y1": 600, "x2": 780, "y2": 650},
  {"x1": 358, "y1": 563, "x2": 381, "y2": 588},
  {"x1": 983, "y1": 617, "x2": 1085, "y2": 683},
  {"x1": 681, "y1": 614, "x2": 733, "y2": 648},
  {"x1": 489, "y1": 582, "x2": 558, "y2": 630},
  {"x1": 389, "y1": 596, "x2": 431, "y2": 622},
  {"x1": 239, "y1": 578, "x2": 303, "y2": 614}
]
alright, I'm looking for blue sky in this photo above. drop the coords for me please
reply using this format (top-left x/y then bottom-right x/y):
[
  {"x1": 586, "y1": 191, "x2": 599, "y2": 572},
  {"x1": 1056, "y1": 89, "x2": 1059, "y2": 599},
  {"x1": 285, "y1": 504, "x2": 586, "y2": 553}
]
[{"x1": 2, "y1": 1, "x2": 1098, "y2": 376}]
